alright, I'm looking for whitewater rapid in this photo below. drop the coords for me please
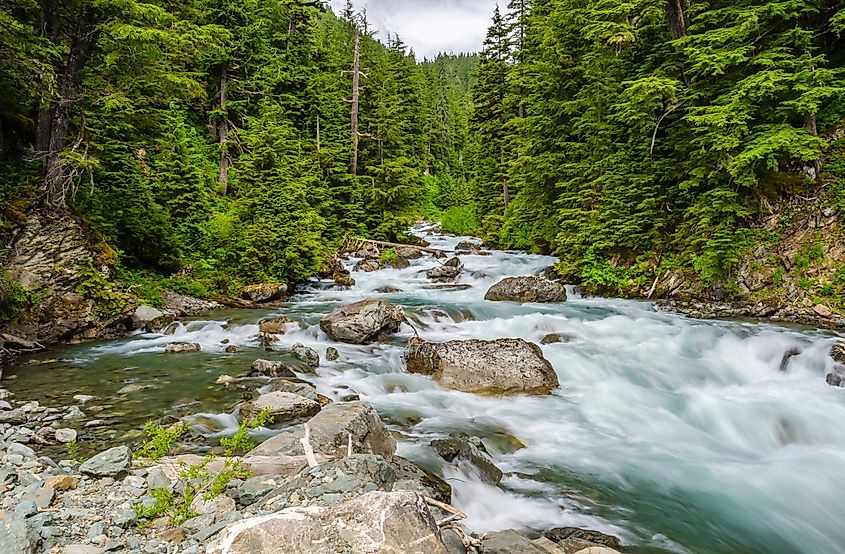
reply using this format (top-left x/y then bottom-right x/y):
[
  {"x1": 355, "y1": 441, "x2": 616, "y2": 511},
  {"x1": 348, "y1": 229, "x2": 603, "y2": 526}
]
[{"x1": 9, "y1": 224, "x2": 845, "y2": 553}]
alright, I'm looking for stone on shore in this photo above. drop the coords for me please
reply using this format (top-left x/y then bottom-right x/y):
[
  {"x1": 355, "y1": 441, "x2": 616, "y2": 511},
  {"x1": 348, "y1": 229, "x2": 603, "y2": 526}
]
[
  {"x1": 485, "y1": 276, "x2": 567, "y2": 303},
  {"x1": 162, "y1": 291, "x2": 221, "y2": 317},
  {"x1": 239, "y1": 283, "x2": 288, "y2": 304},
  {"x1": 130, "y1": 305, "x2": 172, "y2": 332},
  {"x1": 240, "y1": 392, "x2": 321, "y2": 423},
  {"x1": 207, "y1": 491, "x2": 448, "y2": 554},
  {"x1": 319, "y1": 300, "x2": 405, "y2": 344},
  {"x1": 249, "y1": 402, "x2": 396, "y2": 461},
  {"x1": 407, "y1": 339, "x2": 559, "y2": 395},
  {"x1": 79, "y1": 446, "x2": 132, "y2": 477}
]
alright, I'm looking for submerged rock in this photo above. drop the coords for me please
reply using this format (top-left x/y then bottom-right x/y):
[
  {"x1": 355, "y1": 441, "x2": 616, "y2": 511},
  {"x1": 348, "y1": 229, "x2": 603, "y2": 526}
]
[
  {"x1": 164, "y1": 341, "x2": 201, "y2": 354},
  {"x1": 259, "y1": 316, "x2": 293, "y2": 335},
  {"x1": 485, "y1": 276, "x2": 567, "y2": 303},
  {"x1": 249, "y1": 402, "x2": 396, "y2": 461},
  {"x1": 426, "y1": 257, "x2": 463, "y2": 282},
  {"x1": 320, "y1": 300, "x2": 405, "y2": 344},
  {"x1": 326, "y1": 347, "x2": 340, "y2": 361},
  {"x1": 240, "y1": 392, "x2": 321, "y2": 423},
  {"x1": 79, "y1": 446, "x2": 132, "y2": 477},
  {"x1": 239, "y1": 283, "x2": 288, "y2": 304},
  {"x1": 207, "y1": 491, "x2": 448, "y2": 554},
  {"x1": 407, "y1": 339, "x2": 559, "y2": 395},
  {"x1": 431, "y1": 435, "x2": 502, "y2": 485},
  {"x1": 540, "y1": 333, "x2": 576, "y2": 345}
]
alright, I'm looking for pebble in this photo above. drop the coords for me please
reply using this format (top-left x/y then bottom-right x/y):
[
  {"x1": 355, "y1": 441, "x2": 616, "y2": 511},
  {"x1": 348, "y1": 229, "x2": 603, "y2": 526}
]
[{"x1": 55, "y1": 428, "x2": 78, "y2": 443}]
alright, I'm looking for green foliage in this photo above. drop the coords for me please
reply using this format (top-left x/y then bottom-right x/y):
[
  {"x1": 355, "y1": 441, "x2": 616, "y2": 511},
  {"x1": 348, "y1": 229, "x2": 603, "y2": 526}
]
[
  {"x1": 579, "y1": 248, "x2": 630, "y2": 292},
  {"x1": 773, "y1": 267, "x2": 786, "y2": 287},
  {"x1": 74, "y1": 259, "x2": 132, "y2": 318},
  {"x1": 133, "y1": 487, "x2": 175, "y2": 521},
  {"x1": 219, "y1": 408, "x2": 274, "y2": 456},
  {"x1": 66, "y1": 438, "x2": 84, "y2": 463},
  {"x1": 379, "y1": 248, "x2": 399, "y2": 265},
  {"x1": 441, "y1": 204, "x2": 479, "y2": 236},
  {"x1": 137, "y1": 421, "x2": 191, "y2": 462},
  {"x1": 798, "y1": 277, "x2": 814, "y2": 290},
  {"x1": 0, "y1": 273, "x2": 40, "y2": 324}
]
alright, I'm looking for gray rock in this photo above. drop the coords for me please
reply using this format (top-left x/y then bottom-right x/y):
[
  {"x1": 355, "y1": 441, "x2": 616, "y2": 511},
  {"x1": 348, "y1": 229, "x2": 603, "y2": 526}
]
[
  {"x1": 164, "y1": 342, "x2": 201, "y2": 354},
  {"x1": 291, "y1": 343, "x2": 320, "y2": 368},
  {"x1": 207, "y1": 491, "x2": 448, "y2": 554},
  {"x1": 0, "y1": 513, "x2": 38, "y2": 554},
  {"x1": 7, "y1": 442, "x2": 37, "y2": 461},
  {"x1": 259, "y1": 316, "x2": 292, "y2": 335},
  {"x1": 14, "y1": 500, "x2": 38, "y2": 517},
  {"x1": 426, "y1": 258, "x2": 463, "y2": 282},
  {"x1": 113, "y1": 508, "x2": 138, "y2": 529},
  {"x1": 239, "y1": 475, "x2": 286, "y2": 506},
  {"x1": 162, "y1": 291, "x2": 222, "y2": 317},
  {"x1": 485, "y1": 276, "x2": 567, "y2": 303},
  {"x1": 250, "y1": 359, "x2": 296, "y2": 379},
  {"x1": 325, "y1": 347, "x2": 340, "y2": 362},
  {"x1": 87, "y1": 521, "x2": 105, "y2": 540},
  {"x1": 182, "y1": 514, "x2": 215, "y2": 536},
  {"x1": 481, "y1": 530, "x2": 548, "y2": 553},
  {"x1": 21, "y1": 484, "x2": 54, "y2": 509},
  {"x1": 249, "y1": 403, "x2": 395, "y2": 461},
  {"x1": 389, "y1": 456, "x2": 452, "y2": 504},
  {"x1": 63, "y1": 546, "x2": 105, "y2": 554},
  {"x1": 407, "y1": 339, "x2": 559, "y2": 395},
  {"x1": 266, "y1": 380, "x2": 321, "y2": 402},
  {"x1": 545, "y1": 527, "x2": 622, "y2": 551},
  {"x1": 145, "y1": 468, "x2": 171, "y2": 491},
  {"x1": 431, "y1": 436, "x2": 502, "y2": 485},
  {"x1": 131, "y1": 305, "x2": 171, "y2": 332},
  {"x1": 79, "y1": 446, "x2": 132, "y2": 477},
  {"x1": 354, "y1": 259, "x2": 381, "y2": 272},
  {"x1": 54, "y1": 428, "x2": 78, "y2": 443},
  {"x1": 239, "y1": 284, "x2": 288, "y2": 304},
  {"x1": 319, "y1": 300, "x2": 405, "y2": 344},
  {"x1": 239, "y1": 392, "x2": 321, "y2": 424}
]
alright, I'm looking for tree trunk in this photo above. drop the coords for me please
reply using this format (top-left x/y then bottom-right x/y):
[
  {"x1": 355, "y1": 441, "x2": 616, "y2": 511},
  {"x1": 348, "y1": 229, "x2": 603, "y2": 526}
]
[
  {"x1": 218, "y1": 66, "x2": 230, "y2": 195},
  {"x1": 350, "y1": 28, "x2": 361, "y2": 175},
  {"x1": 666, "y1": 0, "x2": 688, "y2": 40},
  {"x1": 805, "y1": 112, "x2": 822, "y2": 180},
  {"x1": 42, "y1": 8, "x2": 98, "y2": 209}
]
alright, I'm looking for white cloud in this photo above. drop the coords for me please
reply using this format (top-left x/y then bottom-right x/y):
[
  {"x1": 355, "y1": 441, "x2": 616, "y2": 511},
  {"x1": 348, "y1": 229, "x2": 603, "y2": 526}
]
[{"x1": 327, "y1": 0, "x2": 499, "y2": 58}]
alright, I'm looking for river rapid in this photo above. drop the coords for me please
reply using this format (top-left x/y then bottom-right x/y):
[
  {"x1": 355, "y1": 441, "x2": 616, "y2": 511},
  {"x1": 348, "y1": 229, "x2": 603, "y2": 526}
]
[{"x1": 6, "y1": 224, "x2": 845, "y2": 553}]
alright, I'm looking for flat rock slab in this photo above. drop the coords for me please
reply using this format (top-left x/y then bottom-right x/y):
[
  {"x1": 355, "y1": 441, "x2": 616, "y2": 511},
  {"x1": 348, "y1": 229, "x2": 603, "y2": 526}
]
[
  {"x1": 240, "y1": 392, "x2": 321, "y2": 423},
  {"x1": 249, "y1": 402, "x2": 396, "y2": 461},
  {"x1": 207, "y1": 491, "x2": 448, "y2": 554}
]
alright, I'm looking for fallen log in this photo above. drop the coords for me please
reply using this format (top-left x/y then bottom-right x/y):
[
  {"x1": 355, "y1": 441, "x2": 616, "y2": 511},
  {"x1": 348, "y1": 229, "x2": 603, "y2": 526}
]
[{"x1": 342, "y1": 237, "x2": 449, "y2": 255}]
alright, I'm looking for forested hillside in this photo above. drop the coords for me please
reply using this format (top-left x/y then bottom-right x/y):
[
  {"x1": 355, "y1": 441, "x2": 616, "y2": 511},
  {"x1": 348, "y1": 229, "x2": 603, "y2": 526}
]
[
  {"x1": 466, "y1": 0, "x2": 845, "y2": 298},
  {"x1": 3, "y1": 0, "x2": 845, "y2": 320},
  {"x1": 0, "y1": 0, "x2": 476, "y2": 308}
]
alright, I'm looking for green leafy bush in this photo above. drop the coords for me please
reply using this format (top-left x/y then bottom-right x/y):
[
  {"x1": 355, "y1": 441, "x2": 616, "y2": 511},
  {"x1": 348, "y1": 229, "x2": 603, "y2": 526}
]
[{"x1": 441, "y1": 204, "x2": 478, "y2": 236}]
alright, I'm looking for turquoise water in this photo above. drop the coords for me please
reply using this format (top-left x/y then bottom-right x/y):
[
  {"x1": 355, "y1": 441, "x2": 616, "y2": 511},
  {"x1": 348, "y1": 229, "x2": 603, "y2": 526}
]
[{"x1": 6, "y1": 226, "x2": 845, "y2": 553}]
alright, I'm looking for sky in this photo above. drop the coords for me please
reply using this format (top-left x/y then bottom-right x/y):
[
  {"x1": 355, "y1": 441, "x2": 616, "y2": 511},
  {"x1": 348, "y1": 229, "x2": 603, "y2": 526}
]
[{"x1": 327, "y1": 0, "x2": 499, "y2": 59}]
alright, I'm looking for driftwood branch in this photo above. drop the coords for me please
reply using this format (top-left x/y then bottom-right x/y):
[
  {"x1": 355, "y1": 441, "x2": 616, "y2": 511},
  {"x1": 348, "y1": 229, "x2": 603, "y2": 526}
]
[
  {"x1": 343, "y1": 237, "x2": 448, "y2": 255},
  {"x1": 300, "y1": 425, "x2": 319, "y2": 468}
]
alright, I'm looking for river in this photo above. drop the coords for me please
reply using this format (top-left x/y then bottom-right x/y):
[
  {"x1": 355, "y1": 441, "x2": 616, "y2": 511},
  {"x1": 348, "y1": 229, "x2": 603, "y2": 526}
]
[{"x1": 5, "y1": 224, "x2": 845, "y2": 553}]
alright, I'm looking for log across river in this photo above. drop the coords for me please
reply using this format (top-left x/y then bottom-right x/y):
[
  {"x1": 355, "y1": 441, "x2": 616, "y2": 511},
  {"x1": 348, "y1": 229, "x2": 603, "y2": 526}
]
[{"x1": 5, "y1": 224, "x2": 845, "y2": 553}]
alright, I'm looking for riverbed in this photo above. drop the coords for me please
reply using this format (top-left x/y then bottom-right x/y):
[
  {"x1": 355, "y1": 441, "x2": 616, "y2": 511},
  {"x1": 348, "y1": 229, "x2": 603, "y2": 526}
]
[{"x1": 6, "y1": 224, "x2": 845, "y2": 553}]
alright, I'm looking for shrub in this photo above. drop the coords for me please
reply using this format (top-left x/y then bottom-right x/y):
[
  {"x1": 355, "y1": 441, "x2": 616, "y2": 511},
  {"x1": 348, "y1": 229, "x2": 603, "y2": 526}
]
[{"x1": 441, "y1": 204, "x2": 478, "y2": 236}]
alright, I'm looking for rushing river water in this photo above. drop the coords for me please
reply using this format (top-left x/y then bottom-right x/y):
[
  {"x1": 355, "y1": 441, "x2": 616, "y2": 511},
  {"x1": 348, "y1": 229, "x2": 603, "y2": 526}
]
[{"x1": 6, "y1": 224, "x2": 845, "y2": 553}]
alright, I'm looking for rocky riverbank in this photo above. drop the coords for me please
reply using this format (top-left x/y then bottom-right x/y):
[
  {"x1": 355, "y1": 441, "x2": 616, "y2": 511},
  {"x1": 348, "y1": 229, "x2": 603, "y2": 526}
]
[{"x1": 0, "y1": 382, "x2": 624, "y2": 554}]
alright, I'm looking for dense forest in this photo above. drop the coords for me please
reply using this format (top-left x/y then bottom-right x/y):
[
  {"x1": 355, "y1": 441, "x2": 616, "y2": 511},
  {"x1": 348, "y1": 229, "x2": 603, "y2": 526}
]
[
  {"x1": 1, "y1": 0, "x2": 845, "y2": 309},
  {"x1": 0, "y1": 0, "x2": 477, "y2": 307}
]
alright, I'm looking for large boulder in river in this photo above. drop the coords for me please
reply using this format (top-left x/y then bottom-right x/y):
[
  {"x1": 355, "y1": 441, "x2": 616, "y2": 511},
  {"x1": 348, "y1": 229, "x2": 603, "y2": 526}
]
[
  {"x1": 240, "y1": 392, "x2": 321, "y2": 423},
  {"x1": 250, "y1": 359, "x2": 297, "y2": 378},
  {"x1": 207, "y1": 491, "x2": 448, "y2": 554},
  {"x1": 162, "y1": 291, "x2": 222, "y2": 317},
  {"x1": 485, "y1": 276, "x2": 567, "y2": 303},
  {"x1": 354, "y1": 258, "x2": 382, "y2": 272},
  {"x1": 130, "y1": 305, "x2": 173, "y2": 332},
  {"x1": 259, "y1": 316, "x2": 293, "y2": 335},
  {"x1": 426, "y1": 257, "x2": 463, "y2": 282},
  {"x1": 407, "y1": 339, "x2": 559, "y2": 395},
  {"x1": 249, "y1": 402, "x2": 396, "y2": 461},
  {"x1": 319, "y1": 300, "x2": 405, "y2": 344}
]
